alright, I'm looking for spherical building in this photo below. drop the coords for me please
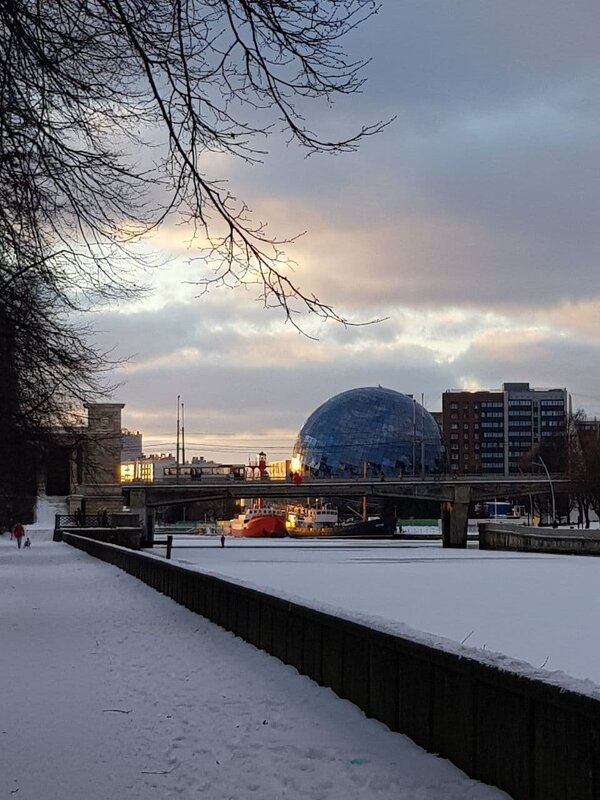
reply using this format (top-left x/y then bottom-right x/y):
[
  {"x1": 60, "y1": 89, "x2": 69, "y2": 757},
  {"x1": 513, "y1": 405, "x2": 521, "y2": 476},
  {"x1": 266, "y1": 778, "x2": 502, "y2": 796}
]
[{"x1": 294, "y1": 387, "x2": 444, "y2": 478}]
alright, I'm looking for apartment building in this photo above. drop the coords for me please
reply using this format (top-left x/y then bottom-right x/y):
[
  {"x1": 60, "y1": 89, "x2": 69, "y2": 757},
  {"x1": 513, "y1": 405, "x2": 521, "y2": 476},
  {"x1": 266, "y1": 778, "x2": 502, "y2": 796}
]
[{"x1": 442, "y1": 383, "x2": 569, "y2": 475}]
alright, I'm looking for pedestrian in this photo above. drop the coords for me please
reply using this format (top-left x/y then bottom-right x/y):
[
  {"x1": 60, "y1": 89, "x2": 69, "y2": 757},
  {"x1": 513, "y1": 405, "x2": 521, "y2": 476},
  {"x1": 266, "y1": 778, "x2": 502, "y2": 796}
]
[
  {"x1": 13, "y1": 522, "x2": 25, "y2": 549},
  {"x1": 24, "y1": 537, "x2": 31, "y2": 548},
  {"x1": 220, "y1": 534, "x2": 225, "y2": 548}
]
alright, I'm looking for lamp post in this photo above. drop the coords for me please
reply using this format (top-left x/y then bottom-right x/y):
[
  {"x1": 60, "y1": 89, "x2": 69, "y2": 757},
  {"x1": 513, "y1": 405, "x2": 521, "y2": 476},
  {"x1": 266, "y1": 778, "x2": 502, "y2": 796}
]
[{"x1": 535, "y1": 456, "x2": 556, "y2": 524}]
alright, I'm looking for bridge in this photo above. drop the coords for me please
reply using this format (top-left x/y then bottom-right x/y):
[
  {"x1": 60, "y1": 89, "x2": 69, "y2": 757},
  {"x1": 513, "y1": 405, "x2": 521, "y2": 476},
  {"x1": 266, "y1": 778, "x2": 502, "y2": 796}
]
[{"x1": 125, "y1": 473, "x2": 572, "y2": 548}]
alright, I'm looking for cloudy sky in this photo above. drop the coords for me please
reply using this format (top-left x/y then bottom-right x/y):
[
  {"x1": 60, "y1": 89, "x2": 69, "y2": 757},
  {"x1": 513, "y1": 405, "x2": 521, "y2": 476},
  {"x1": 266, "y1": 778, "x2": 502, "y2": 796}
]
[{"x1": 98, "y1": 1, "x2": 600, "y2": 463}]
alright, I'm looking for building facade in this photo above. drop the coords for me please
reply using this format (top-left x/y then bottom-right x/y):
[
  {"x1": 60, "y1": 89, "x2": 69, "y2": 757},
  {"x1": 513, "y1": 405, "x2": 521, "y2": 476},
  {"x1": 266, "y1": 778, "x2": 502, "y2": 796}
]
[
  {"x1": 442, "y1": 383, "x2": 569, "y2": 475},
  {"x1": 121, "y1": 430, "x2": 143, "y2": 461}
]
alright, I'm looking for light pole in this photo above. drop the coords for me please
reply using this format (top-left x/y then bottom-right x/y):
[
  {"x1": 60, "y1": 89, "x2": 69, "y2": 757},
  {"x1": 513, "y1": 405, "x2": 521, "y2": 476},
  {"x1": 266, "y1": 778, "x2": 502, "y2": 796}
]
[{"x1": 535, "y1": 456, "x2": 556, "y2": 524}]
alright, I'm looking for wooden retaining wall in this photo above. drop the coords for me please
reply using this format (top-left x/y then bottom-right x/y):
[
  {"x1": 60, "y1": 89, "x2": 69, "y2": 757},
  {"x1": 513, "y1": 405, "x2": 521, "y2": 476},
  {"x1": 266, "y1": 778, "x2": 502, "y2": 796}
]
[{"x1": 63, "y1": 533, "x2": 600, "y2": 800}]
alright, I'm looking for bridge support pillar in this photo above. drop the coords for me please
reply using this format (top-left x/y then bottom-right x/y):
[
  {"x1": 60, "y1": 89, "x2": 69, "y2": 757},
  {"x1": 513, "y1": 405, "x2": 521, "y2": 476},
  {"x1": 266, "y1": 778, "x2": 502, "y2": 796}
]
[
  {"x1": 441, "y1": 487, "x2": 471, "y2": 548},
  {"x1": 128, "y1": 488, "x2": 151, "y2": 546}
]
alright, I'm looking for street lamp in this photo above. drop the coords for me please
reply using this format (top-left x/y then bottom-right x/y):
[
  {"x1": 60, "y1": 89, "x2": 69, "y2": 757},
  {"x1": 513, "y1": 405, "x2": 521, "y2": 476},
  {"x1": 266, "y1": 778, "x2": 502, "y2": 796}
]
[{"x1": 534, "y1": 456, "x2": 556, "y2": 524}]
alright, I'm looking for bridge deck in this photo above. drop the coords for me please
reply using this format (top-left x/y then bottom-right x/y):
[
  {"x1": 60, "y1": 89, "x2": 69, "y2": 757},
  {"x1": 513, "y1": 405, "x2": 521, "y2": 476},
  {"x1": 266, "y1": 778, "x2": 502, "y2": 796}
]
[{"x1": 125, "y1": 475, "x2": 572, "y2": 507}]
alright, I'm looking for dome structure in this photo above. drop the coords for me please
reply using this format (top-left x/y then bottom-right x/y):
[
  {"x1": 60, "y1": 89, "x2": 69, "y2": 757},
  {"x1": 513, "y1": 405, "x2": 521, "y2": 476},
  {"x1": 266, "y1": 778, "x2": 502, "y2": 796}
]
[{"x1": 294, "y1": 387, "x2": 444, "y2": 478}]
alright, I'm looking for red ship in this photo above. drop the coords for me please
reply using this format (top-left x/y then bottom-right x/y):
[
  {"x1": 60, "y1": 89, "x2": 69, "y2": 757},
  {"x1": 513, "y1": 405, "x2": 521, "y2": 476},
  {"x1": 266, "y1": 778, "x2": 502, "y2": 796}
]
[{"x1": 229, "y1": 504, "x2": 287, "y2": 538}]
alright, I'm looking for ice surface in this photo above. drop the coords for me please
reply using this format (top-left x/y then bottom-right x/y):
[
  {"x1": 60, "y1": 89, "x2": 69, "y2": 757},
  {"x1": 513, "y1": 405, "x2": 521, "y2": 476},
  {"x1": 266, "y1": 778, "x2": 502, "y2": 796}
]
[{"x1": 166, "y1": 535, "x2": 600, "y2": 693}]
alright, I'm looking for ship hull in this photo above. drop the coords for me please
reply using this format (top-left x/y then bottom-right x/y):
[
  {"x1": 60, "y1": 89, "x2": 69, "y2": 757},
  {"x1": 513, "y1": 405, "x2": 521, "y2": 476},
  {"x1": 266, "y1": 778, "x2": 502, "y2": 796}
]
[
  {"x1": 231, "y1": 515, "x2": 287, "y2": 538},
  {"x1": 289, "y1": 518, "x2": 394, "y2": 539}
]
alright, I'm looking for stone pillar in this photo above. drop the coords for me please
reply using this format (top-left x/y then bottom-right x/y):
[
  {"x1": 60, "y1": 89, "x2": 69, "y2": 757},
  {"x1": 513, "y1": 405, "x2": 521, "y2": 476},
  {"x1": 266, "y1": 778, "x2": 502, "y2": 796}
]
[
  {"x1": 441, "y1": 487, "x2": 471, "y2": 548},
  {"x1": 144, "y1": 507, "x2": 155, "y2": 548},
  {"x1": 84, "y1": 403, "x2": 125, "y2": 486},
  {"x1": 128, "y1": 487, "x2": 148, "y2": 544}
]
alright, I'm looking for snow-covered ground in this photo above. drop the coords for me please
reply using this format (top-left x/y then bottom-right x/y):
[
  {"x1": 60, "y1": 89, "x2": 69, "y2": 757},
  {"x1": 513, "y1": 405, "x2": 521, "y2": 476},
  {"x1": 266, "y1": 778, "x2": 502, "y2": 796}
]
[
  {"x1": 166, "y1": 535, "x2": 600, "y2": 692},
  {"x1": 0, "y1": 533, "x2": 508, "y2": 800}
]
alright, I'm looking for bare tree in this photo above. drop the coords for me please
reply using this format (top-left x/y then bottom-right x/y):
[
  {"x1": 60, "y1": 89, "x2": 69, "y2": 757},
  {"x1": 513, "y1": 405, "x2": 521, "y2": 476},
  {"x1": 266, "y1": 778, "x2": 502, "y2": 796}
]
[
  {"x1": 0, "y1": 263, "x2": 117, "y2": 526},
  {"x1": 0, "y1": 0, "x2": 386, "y2": 323},
  {"x1": 0, "y1": 0, "x2": 385, "y2": 524},
  {"x1": 570, "y1": 411, "x2": 600, "y2": 528}
]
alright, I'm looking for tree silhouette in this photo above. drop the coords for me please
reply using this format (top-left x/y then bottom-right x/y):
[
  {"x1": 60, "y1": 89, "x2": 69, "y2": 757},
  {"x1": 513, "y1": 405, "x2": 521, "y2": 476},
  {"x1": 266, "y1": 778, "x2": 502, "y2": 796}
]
[{"x1": 0, "y1": 0, "x2": 385, "y2": 524}]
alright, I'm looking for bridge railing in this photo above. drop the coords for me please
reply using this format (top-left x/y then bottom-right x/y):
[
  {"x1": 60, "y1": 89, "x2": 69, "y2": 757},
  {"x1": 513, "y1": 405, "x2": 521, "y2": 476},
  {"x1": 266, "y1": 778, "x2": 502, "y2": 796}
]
[{"x1": 55, "y1": 513, "x2": 110, "y2": 529}]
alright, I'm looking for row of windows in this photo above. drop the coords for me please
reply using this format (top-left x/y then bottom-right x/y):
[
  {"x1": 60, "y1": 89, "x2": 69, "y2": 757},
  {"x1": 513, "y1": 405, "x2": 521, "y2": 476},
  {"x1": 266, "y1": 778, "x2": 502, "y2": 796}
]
[
  {"x1": 508, "y1": 400, "x2": 531, "y2": 407},
  {"x1": 480, "y1": 421, "x2": 503, "y2": 428},
  {"x1": 481, "y1": 401, "x2": 503, "y2": 408},
  {"x1": 480, "y1": 411, "x2": 503, "y2": 418},
  {"x1": 540, "y1": 400, "x2": 564, "y2": 407},
  {"x1": 540, "y1": 410, "x2": 564, "y2": 417}
]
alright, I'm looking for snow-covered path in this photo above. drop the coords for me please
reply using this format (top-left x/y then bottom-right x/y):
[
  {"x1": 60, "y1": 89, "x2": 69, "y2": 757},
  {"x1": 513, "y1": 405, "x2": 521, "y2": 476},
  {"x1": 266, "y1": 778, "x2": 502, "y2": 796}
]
[{"x1": 0, "y1": 535, "x2": 508, "y2": 800}]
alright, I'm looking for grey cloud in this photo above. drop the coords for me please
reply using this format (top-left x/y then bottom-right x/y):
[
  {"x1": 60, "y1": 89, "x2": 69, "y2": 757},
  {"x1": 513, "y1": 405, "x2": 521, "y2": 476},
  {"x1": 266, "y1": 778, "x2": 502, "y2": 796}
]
[
  {"x1": 452, "y1": 333, "x2": 600, "y2": 415},
  {"x1": 94, "y1": 1, "x2": 600, "y2": 450}
]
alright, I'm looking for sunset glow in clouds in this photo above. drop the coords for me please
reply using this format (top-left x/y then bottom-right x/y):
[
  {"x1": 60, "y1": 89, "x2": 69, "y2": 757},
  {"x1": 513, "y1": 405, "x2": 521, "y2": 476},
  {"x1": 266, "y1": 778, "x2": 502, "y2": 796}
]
[{"x1": 96, "y1": 1, "x2": 600, "y2": 462}]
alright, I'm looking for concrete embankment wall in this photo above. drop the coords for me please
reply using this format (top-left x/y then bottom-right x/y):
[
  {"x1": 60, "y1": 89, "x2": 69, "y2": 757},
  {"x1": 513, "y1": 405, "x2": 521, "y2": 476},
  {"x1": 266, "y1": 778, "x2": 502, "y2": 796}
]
[
  {"x1": 63, "y1": 533, "x2": 600, "y2": 800},
  {"x1": 480, "y1": 522, "x2": 600, "y2": 555}
]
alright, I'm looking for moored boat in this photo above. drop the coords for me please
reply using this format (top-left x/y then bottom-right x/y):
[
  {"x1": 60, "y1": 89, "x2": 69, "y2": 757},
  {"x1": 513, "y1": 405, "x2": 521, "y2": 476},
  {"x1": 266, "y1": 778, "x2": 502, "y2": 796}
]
[
  {"x1": 287, "y1": 503, "x2": 339, "y2": 530},
  {"x1": 230, "y1": 505, "x2": 287, "y2": 538},
  {"x1": 289, "y1": 515, "x2": 395, "y2": 539}
]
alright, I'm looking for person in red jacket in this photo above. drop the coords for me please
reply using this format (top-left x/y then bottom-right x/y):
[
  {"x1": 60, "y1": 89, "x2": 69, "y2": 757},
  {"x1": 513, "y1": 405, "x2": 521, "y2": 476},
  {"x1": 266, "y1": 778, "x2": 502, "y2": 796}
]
[{"x1": 13, "y1": 522, "x2": 25, "y2": 549}]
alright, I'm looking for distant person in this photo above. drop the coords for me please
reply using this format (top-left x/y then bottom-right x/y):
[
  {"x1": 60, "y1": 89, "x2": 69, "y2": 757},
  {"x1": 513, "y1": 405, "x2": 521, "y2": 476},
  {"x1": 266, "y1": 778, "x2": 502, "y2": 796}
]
[
  {"x1": 220, "y1": 534, "x2": 225, "y2": 548},
  {"x1": 24, "y1": 537, "x2": 31, "y2": 548},
  {"x1": 293, "y1": 472, "x2": 302, "y2": 486},
  {"x1": 13, "y1": 522, "x2": 25, "y2": 549}
]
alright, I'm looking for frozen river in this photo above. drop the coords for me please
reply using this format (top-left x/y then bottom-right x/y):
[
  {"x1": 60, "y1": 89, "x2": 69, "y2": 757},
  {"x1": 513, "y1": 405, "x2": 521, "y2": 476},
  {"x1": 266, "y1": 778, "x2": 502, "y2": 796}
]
[{"x1": 168, "y1": 536, "x2": 600, "y2": 691}]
